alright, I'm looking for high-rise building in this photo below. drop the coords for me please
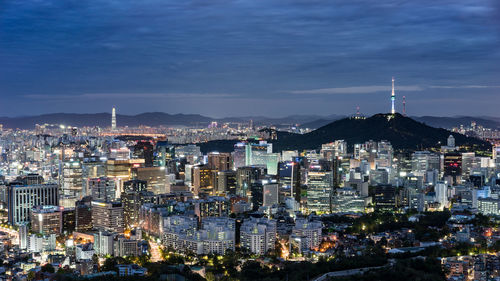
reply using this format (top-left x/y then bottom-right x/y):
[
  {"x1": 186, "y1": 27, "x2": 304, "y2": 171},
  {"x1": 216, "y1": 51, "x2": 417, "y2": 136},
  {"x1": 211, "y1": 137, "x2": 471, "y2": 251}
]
[
  {"x1": 82, "y1": 159, "x2": 106, "y2": 197},
  {"x1": 62, "y1": 207, "x2": 76, "y2": 234},
  {"x1": 291, "y1": 219, "x2": 322, "y2": 250},
  {"x1": 193, "y1": 197, "x2": 231, "y2": 219},
  {"x1": 216, "y1": 170, "x2": 237, "y2": 195},
  {"x1": 153, "y1": 141, "x2": 175, "y2": 167},
  {"x1": 8, "y1": 181, "x2": 59, "y2": 225},
  {"x1": 477, "y1": 198, "x2": 500, "y2": 216},
  {"x1": 192, "y1": 165, "x2": 216, "y2": 196},
  {"x1": 106, "y1": 159, "x2": 145, "y2": 196},
  {"x1": 207, "y1": 152, "x2": 233, "y2": 171},
  {"x1": 75, "y1": 196, "x2": 93, "y2": 232},
  {"x1": 240, "y1": 217, "x2": 277, "y2": 255},
  {"x1": 123, "y1": 179, "x2": 148, "y2": 193},
  {"x1": 374, "y1": 184, "x2": 398, "y2": 210},
  {"x1": 133, "y1": 141, "x2": 154, "y2": 167},
  {"x1": 444, "y1": 152, "x2": 462, "y2": 185},
  {"x1": 89, "y1": 177, "x2": 116, "y2": 202},
  {"x1": 111, "y1": 107, "x2": 117, "y2": 130},
  {"x1": 19, "y1": 223, "x2": 29, "y2": 250},
  {"x1": 92, "y1": 201, "x2": 125, "y2": 233},
  {"x1": 236, "y1": 166, "x2": 261, "y2": 197},
  {"x1": 278, "y1": 161, "x2": 300, "y2": 201},
  {"x1": 121, "y1": 180, "x2": 151, "y2": 228},
  {"x1": 60, "y1": 159, "x2": 83, "y2": 208},
  {"x1": 30, "y1": 205, "x2": 63, "y2": 235},
  {"x1": 132, "y1": 167, "x2": 167, "y2": 194},
  {"x1": 306, "y1": 169, "x2": 334, "y2": 214},
  {"x1": 434, "y1": 181, "x2": 448, "y2": 210},
  {"x1": 263, "y1": 183, "x2": 279, "y2": 207},
  {"x1": 94, "y1": 231, "x2": 116, "y2": 256}
]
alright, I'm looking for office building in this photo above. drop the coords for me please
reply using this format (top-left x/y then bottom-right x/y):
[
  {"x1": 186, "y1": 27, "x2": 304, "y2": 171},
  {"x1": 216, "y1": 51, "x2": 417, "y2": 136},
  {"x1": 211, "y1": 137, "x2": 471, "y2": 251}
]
[
  {"x1": 444, "y1": 153, "x2": 462, "y2": 185},
  {"x1": 75, "y1": 196, "x2": 93, "y2": 232},
  {"x1": 90, "y1": 177, "x2": 116, "y2": 202},
  {"x1": 30, "y1": 205, "x2": 62, "y2": 235},
  {"x1": 92, "y1": 201, "x2": 125, "y2": 233},
  {"x1": 216, "y1": 170, "x2": 237, "y2": 195},
  {"x1": 306, "y1": 169, "x2": 334, "y2": 214},
  {"x1": 94, "y1": 231, "x2": 116, "y2": 256},
  {"x1": 133, "y1": 167, "x2": 167, "y2": 194},
  {"x1": 263, "y1": 183, "x2": 279, "y2": 207},
  {"x1": 8, "y1": 182, "x2": 59, "y2": 225},
  {"x1": 374, "y1": 184, "x2": 398, "y2": 210},
  {"x1": 207, "y1": 152, "x2": 233, "y2": 171}
]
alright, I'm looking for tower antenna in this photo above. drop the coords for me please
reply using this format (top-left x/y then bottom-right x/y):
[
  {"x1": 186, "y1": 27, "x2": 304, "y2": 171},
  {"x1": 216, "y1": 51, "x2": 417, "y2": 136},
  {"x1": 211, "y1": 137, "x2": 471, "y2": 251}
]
[
  {"x1": 403, "y1": 96, "x2": 406, "y2": 116},
  {"x1": 391, "y1": 77, "x2": 396, "y2": 114}
]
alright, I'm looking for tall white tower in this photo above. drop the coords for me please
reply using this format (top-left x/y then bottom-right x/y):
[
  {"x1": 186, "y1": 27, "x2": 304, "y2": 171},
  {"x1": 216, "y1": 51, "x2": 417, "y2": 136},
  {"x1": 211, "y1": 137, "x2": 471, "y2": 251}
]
[
  {"x1": 111, "y1": 107, "x2": 116, "y2": 130},
  {"x1": 391, "y1": 77, "x2": 396, "y2": 114}
]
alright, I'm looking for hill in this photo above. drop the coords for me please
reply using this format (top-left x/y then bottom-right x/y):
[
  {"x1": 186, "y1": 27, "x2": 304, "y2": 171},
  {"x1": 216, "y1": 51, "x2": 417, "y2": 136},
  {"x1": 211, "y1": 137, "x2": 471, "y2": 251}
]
[
  {"x1": 270, "y1": 113, "x2": 491, "y2": 151},
  {"x1": 0, "y1": 112, "x2": 212, "y2": 129},
  {"x1": 412, "y1": 116, "x2": 500, "y2": 129}
]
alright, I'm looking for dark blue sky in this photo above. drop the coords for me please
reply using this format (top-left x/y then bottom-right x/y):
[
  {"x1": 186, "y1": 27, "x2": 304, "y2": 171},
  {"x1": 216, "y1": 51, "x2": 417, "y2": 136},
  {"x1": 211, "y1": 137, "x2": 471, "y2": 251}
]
[{"x1": 1, "y1": 0, "x2": 499, "y2": 117}]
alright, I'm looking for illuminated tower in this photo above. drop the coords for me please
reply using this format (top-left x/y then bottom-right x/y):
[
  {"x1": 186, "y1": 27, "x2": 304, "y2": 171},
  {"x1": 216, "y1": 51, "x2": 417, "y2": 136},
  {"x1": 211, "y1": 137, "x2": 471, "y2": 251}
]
[
  {"x1": 402, "y1": 96, "x2": 406, "y2": 116},
  {"x1": 111, "y1": 107, "x2": 116, "y2": 130},
  {"x1": 391, "y1": 77, "x2": 395, "y2": 114}
]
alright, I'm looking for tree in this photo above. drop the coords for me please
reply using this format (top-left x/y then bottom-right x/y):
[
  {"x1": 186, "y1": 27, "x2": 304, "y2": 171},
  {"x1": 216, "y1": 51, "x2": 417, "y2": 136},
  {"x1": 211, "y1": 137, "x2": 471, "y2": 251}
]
[
  {"x1": 205, "y1": 272, "x2": 216, "y2": 281},
  {"x1": 41, "y1": 264, "x2": 55, "y2": 273}
]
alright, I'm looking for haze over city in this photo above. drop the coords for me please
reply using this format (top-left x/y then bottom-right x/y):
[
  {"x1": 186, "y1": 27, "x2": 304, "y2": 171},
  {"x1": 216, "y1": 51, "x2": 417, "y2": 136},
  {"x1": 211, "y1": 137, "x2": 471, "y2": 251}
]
[{"x1": 1, "y1": 0, "x2": 499, "y2": 117}]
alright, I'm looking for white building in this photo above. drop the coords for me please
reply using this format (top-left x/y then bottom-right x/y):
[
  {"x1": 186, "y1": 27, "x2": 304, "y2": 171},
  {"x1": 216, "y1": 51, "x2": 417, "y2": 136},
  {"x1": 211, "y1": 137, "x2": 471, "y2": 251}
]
[
  {"x1": 93, "y1": 231, "x2": 116, "y2": 256},
  {"x1": 161, "y1": 216, "x2": 235, "y2": 255},
  {"x1": 76, "y1": 243, "x2": 95, "y2": 261},
  {"x1": 434, "y1": 181, "x2": 449, "y2": 210},
  {"x1": 28, "y1": 234, "x2": 56, "y2": 253},
  {"x1": 292, "y1": 219, "x2": 322, "y2": 250},
  {"x1": 478, "y1": 198, "x2": 500, "y2": 216},
  {"x1": 240, "y1": 217, "x2": 277, "y2": 255}
]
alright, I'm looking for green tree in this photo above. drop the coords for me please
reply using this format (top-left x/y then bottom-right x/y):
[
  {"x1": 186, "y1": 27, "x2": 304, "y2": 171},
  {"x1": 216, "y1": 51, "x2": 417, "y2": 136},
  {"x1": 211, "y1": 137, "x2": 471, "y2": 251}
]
[{"x1": 41, "y1": 264, "x2": 55, "y2": 273}]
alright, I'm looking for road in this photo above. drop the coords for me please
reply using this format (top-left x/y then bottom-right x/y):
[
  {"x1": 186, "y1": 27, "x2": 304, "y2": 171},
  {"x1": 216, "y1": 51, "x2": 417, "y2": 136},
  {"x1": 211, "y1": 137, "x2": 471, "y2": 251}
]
[
  {"x1": 312, "y1": 264, "x2": 389, "y2": 281},
  {"x1": 149, "y1": 240, "x2": 163, "y2": 262}
]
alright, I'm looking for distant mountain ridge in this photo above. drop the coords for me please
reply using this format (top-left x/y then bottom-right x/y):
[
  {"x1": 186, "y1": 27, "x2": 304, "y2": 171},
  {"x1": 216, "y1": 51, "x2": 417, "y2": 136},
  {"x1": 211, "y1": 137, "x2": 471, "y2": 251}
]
[
  {"x1": 0, "y1": 112, "x2": 498, "y2": 130},
  {"x1": 412, "y1": 116, "x2": 500, "y2": 129},
  {"x1": 0, "y1": 112, "x2": 211, "y2": 129},
  {"x1": 0, "y1": 112, "x2": 346, "y2": 129}
]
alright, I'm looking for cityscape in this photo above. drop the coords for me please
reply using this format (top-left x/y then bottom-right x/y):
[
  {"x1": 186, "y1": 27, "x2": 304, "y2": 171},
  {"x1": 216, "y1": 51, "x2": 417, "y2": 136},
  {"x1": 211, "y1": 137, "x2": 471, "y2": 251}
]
[{"x1": 1, "y1": 1, "x2": 500, "y2": 281}]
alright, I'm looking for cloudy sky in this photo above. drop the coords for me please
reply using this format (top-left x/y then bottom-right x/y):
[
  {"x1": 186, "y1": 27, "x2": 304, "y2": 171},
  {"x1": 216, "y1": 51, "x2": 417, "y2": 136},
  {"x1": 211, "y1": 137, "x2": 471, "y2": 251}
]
[{"x1": 0, "y1": 0, "x2": 499, "y2": 117}]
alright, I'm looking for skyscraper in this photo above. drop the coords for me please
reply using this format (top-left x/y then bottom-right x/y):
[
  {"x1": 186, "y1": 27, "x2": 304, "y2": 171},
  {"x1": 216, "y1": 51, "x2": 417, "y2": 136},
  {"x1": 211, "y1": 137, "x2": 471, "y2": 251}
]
[
  {"x1": 89, "y1": 177, "x2": 116, "y2": 202},
  {"x1": 391, "y1": 77, "x2": 396, "y2": 114},
  {"x1": 111, "y1": 107, "x2": 117, "y2": 130},
  {"x1": 306, "y1": 169, "x2": 334, "y2": 214},
  {"x1": 8, "y1": 181, "x2": 59, "y2": 225}
]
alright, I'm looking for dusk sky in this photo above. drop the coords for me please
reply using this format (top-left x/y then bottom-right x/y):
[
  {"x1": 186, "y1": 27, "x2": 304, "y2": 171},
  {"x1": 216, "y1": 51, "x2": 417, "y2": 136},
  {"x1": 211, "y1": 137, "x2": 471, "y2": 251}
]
[{"x1": 1, "y1": 0, "x2": 499, "y2": 117}]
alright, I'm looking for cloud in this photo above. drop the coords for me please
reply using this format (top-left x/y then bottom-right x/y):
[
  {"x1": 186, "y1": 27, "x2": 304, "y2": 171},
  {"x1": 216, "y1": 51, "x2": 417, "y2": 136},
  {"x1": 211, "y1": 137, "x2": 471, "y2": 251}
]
[
  {"x1": 429, "y1": 85, "x2": 500, "y2": 89},
  {"x1": 290, "y1": 85, "x2": 423, "y2": 95},
  {"x1": 25, "y1": 93, "x2": 239, "y2": 99}
]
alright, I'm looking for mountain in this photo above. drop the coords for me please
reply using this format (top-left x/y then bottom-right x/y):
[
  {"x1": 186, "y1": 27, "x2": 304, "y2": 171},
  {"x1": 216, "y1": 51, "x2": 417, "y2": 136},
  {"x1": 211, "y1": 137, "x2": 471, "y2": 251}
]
[
  {"x1": 0, "y1": 112, "x2": 347, "y2": 129},
  {"x1": 0, "y1": 111, "x2": 498, "y2": 132},
  {"x1": 0, "y1": 112, "x2": 213, "y2": 129},
  {"x1": 270, "y1": 113, "x2": 491, "y2": 151},
  {"x1": 412, "y1": 116, "x2": 500, "y2": 129},
  {"x1": 300, "y1": 118, "x2": 340, "y2": 129}
]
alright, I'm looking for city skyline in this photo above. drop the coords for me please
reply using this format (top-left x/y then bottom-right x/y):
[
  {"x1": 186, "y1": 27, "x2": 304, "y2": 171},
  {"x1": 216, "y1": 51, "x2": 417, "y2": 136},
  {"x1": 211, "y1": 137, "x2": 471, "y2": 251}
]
[{"x1": 1, "y1": 0, "x2": 499, "y2": 117}]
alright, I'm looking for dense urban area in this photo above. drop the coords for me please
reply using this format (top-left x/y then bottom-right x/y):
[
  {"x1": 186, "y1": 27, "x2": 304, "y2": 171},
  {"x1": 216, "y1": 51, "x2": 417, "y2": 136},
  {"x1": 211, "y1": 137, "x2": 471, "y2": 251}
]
[{"x1": 0, "y1": 110, "x2": 499, "y2": 281}]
